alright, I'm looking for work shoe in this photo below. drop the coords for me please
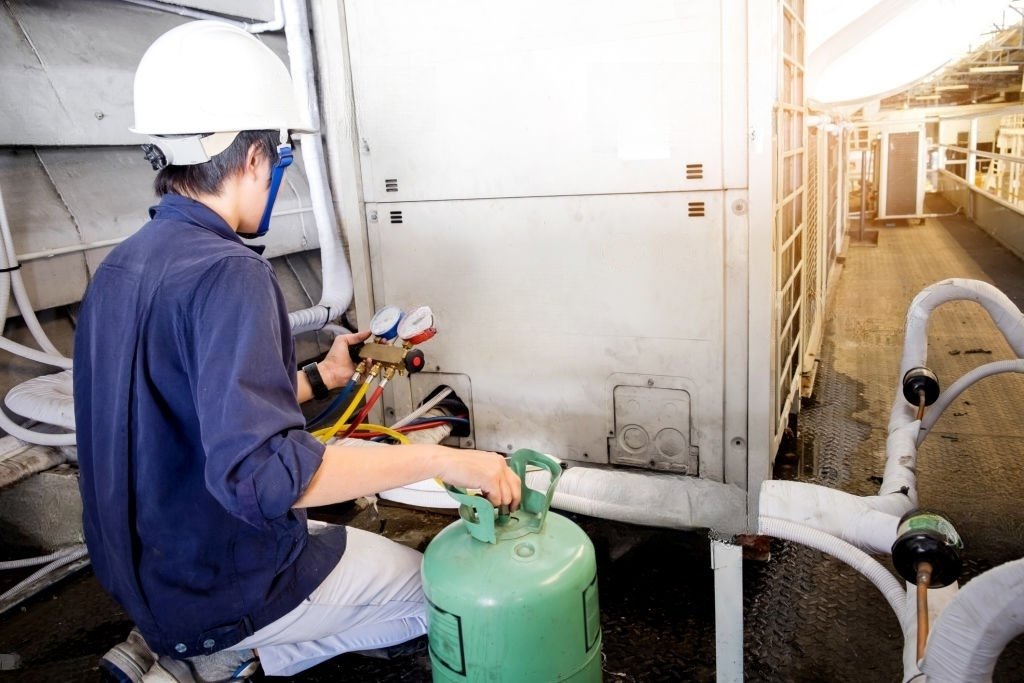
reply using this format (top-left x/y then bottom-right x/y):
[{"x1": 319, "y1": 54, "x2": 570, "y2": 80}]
[
  {"x1": 141, "y1": 650, "x2": 259, "y2": 683},
  {"x1": 100, "y1": 628, "x2": 157, "y2": 682}
]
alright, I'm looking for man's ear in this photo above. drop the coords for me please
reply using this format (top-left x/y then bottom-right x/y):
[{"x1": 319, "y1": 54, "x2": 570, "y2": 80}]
[{"x1": 245, "y1": 143, "x2": 264, "y2": 180}]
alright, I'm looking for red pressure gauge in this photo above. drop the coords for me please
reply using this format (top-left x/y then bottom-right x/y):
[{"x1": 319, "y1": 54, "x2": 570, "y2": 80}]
[{"x1": 398, "y1": 305, "x2": 437, "y2": 345}]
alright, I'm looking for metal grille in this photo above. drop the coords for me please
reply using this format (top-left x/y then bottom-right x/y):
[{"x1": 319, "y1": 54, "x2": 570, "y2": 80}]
[
  {"x1": 805, "y1": 127, "x2": 820, "y2": 355},
  {"x1": 773, "y1": 0, "x2": 807, "y2": 441},
  {"x1": 825, "y1": 131, "x2": 839, "y2": 283}
]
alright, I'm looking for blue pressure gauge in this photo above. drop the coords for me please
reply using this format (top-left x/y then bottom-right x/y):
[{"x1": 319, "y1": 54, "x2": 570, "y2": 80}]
[{"x1": 370, "y1": 305, "x2": 403, "y2": 341}]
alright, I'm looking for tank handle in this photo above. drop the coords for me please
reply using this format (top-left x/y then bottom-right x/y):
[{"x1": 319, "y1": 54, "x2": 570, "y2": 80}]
[
  {"x1": 444, "y1": 449, "x2": 563, "y2": 544},
  {"x1": 507, "y1": 448, "x2": 562, "y2": 529}
]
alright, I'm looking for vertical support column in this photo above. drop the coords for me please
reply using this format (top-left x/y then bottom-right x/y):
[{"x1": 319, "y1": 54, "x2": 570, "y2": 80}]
[
  {"x1": 711, "y1": 535, "x2": 744, "y2": 683},
  {"x1": 966, "y1": 118, "x2": 978, "y2": 189}
]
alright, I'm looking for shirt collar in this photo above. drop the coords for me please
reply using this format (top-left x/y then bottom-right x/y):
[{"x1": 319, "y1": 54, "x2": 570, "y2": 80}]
[{"x1": 149, "y1": 194, "x2": 266, "y2": 255}]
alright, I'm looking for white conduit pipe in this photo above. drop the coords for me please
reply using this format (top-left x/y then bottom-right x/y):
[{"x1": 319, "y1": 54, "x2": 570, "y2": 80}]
[
  {"x1": 119, "y1": 0, "x2": 284, "y2": 33},
  {"x1": 759, "y1": 518, "x2": 910, "y2": 631},
  {"x1": 0, "y1": 545, "x2": 89, "y2": 604},
  {"x1": 0, "y1": 411, "x2": 76, "y2": 447},
  {"x1": 917, "y1": 359, "x2": 1024, "y2": 445},
  {"x1": 0, "y1": 545, "x2": 81, "y2": 571},
  {"x1": 282, "y1": 0, "x2": 354, "y2": 335},
  {"x1": 921, "y1": 558, "x2": 1024, "y2": 683},
  {"x1": 0, "y1": 183, "x2": 71, "y2": 368},
  {"x1": 891, "y1": 279, "x2": 1024, "y2": 433}
]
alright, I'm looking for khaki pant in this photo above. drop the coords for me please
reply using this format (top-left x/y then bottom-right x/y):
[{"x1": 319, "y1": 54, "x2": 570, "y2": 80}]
[{"x1": 232, "y1": 525, "x2": 427, "y2": 677}]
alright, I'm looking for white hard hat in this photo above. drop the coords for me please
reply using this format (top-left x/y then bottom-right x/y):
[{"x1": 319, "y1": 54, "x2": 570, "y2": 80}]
[{"x1": 131, "y1": 20, "x2": 313, "y2": 137}]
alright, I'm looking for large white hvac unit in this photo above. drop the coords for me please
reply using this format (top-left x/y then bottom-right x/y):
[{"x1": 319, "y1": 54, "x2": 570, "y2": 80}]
[
  {"x1": 319, "y1": 0, "x2": 806, "y2": 534},
  {"x1": 877, "y1": 124, "x2": 926, "y2": 219}
]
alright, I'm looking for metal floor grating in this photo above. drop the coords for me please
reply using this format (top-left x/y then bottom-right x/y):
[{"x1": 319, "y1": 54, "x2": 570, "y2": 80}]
[{"x1": 1, "y1": 196, "x2": 1024, "y2": 681}]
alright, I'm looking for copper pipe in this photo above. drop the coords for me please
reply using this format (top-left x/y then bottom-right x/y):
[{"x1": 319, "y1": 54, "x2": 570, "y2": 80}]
[
  {"x1": 916, "y1": 561, "x2": 933, "y2": 661},
  {"x1": 916, "y1": 390, "x2": 927, "y2": 421}
]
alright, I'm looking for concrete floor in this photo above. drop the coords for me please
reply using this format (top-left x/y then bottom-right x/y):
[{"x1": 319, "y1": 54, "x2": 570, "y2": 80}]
[{"x1": 1, "y1": 195, "x2": 1024, "y2": 681}]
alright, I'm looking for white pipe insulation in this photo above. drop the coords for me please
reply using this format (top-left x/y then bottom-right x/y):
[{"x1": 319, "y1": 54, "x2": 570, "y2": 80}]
[
  {"x1": 526, "y1": 466, "x2": 747, "y2": 534},
  {"x1": 281, "y1": 0, "x2": 354, "y2": 334},
  {"x1": 891, "y1": 278, "x2": 1024, "y2": 434},
  {"x1": 921, "y1": 558, "x2": 1024, "y2": 682}
]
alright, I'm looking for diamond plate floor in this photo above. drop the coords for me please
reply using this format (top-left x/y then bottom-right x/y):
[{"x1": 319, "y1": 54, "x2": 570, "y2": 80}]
[{"x1": 1, "y1": 196, "x2": 1023, "y2": 681}]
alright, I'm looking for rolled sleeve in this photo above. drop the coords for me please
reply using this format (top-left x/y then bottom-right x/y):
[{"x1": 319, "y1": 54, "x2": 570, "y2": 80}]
[{"x1": 189, "y1": 256, "x2": 325, "y2": 528}]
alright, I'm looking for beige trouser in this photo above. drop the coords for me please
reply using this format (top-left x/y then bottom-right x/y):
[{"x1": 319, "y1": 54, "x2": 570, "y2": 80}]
[{"x1": 231, "y1": 525, "x2": 427, "y2": 677}]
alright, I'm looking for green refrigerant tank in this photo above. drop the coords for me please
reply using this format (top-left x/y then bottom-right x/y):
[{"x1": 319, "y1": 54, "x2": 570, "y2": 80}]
[{"x1": 421, "y1": 449, "x2": 602, "y2": 682}]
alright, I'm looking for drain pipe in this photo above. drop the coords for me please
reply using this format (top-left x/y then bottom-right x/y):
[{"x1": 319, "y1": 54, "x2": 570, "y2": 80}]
[{"x1": 282, "y1": 0, "x2": 354, "y2": 334}]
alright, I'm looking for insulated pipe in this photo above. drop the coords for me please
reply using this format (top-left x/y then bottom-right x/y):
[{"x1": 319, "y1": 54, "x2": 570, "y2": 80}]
[
  {"x1": 917, "y1": 359, "x2": 1024, "y2": 445},
  {"x1": 282, "y1": 0, "x2": 354, "y2": 334},
  {"x1": 901, "y1": 581, "x2": 960, "y2": 682},
  {"x1": 891, "y1": 279, "x2": 1024, "y2": 433},
  {"x1": 757, "y1": 420, "x2": 920, "y2": 555},
  {"x1": 759, "y1": 481, "x2": 904, "y2": 555},
  {"x1": 921, "y1": 557, "x2": 1024, "y2": 683},
  {"x1": 526, "y1": 467, "x2": 747, "y2": 534},
  {"x1": 758, "y1": 518, "x2": 910, "y2": 631}
]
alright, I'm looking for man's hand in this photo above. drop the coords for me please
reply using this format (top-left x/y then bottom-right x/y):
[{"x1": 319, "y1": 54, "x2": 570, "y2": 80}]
[
  {"x1": 437, "y1": 448, "x2": 522, "y2": 510},
  {"x1": 318, "y1": 330, "x2": 371, "y2": 390}
]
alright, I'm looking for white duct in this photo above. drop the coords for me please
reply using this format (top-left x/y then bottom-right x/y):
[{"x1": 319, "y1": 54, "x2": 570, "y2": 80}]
[
  {"x1": 281, "y1": 0, "x2": 354, "y2": 334},
  {"x1": 921, "y1": 558, "x2": 1024, "y2": 683},
  {"x1": 527, "y1": 466, "x2": 747, "y2": 534}
]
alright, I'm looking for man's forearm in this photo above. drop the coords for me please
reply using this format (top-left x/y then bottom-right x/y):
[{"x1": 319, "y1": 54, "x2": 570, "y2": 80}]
[{"x1": 293, "y1": 443, "x2": 444, "y2": 508}]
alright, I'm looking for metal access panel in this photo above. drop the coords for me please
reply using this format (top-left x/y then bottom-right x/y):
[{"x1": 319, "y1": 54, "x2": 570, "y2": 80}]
[
  {"x1": 879, "y1": 127, "x2": 925, "y2": 219},
  {"x1": 609, "y1": 384, "x2": 697, "y2": 474},
  {"x1": 345, "y1": 0, "x2": 728, "y2": 202},
  {"x1": 369, "y1": 191, "x2": 725, "y2": 477}
]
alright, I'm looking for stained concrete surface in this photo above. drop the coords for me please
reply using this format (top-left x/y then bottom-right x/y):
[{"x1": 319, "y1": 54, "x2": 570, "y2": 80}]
[{"x1": 2, "y1": 195, "x2": 1024, "y2": 681}]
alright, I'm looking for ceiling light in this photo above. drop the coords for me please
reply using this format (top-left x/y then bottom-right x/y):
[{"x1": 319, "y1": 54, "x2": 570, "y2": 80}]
[{"x1": 968, "y1": 65, "x2": 1020, "y2": 73}]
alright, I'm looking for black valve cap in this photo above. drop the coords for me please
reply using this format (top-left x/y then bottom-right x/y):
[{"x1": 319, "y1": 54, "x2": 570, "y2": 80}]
[
  {"x1": 902, "y1": 366, "x2": 940, "y2": 407},
  {"x1": 404, "y1": 349, "x2": 426, "y2": 374}
]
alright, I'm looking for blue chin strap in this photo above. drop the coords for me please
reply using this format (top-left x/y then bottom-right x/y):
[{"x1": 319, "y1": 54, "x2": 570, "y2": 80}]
[{"x1": 250, "y1": 143, "x2": 293, "y2": 238}]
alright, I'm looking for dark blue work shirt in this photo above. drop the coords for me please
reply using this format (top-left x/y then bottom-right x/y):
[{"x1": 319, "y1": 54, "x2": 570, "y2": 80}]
[{"x1": 74, "y1": 193, "x2": 345, "y2": 657}]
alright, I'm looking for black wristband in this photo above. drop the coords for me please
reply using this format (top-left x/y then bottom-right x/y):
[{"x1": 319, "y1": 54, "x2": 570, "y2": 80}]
[{"x1": 302, "y1": 362, "x2": 330, "y2": 400}]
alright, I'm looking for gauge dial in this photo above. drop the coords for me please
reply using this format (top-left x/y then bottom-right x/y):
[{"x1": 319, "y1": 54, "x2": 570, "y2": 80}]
[
  {"x1": 369, "y1": 305, "x2": 403, "y2": 340},
  {"x1": 398, "y1": 305, "x2": 435, "y2": 341}
]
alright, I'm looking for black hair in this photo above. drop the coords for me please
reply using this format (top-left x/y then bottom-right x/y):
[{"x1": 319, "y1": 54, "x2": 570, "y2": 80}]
[{"x1": 153, "y1": 129, "x2": 280, "y2": 197}]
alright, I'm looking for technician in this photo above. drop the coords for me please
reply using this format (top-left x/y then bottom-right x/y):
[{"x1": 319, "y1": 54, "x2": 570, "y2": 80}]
[{"x1": 73, "y1": 20, "x2": 520, "y2": 683}]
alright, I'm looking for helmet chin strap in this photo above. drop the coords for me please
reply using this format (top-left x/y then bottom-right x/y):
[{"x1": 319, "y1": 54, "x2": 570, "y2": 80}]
[{"x1": 245, "y1": 141, "x2": 293, "y2": 239}]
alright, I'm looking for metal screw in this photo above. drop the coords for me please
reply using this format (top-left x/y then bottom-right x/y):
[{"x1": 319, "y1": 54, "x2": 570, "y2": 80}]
[
  {"x1": 647, "y1": 378, "x2": 654, "y2": 387},
  {"x1": 507, "y1": 444, "x2": 513, "y2": 450},
  {"x1": 93, "y1": 111, "x2": 104, "y2": 120},
  {"x1": 368, "y1": 211, "x2": 378, "y2": 222}
]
